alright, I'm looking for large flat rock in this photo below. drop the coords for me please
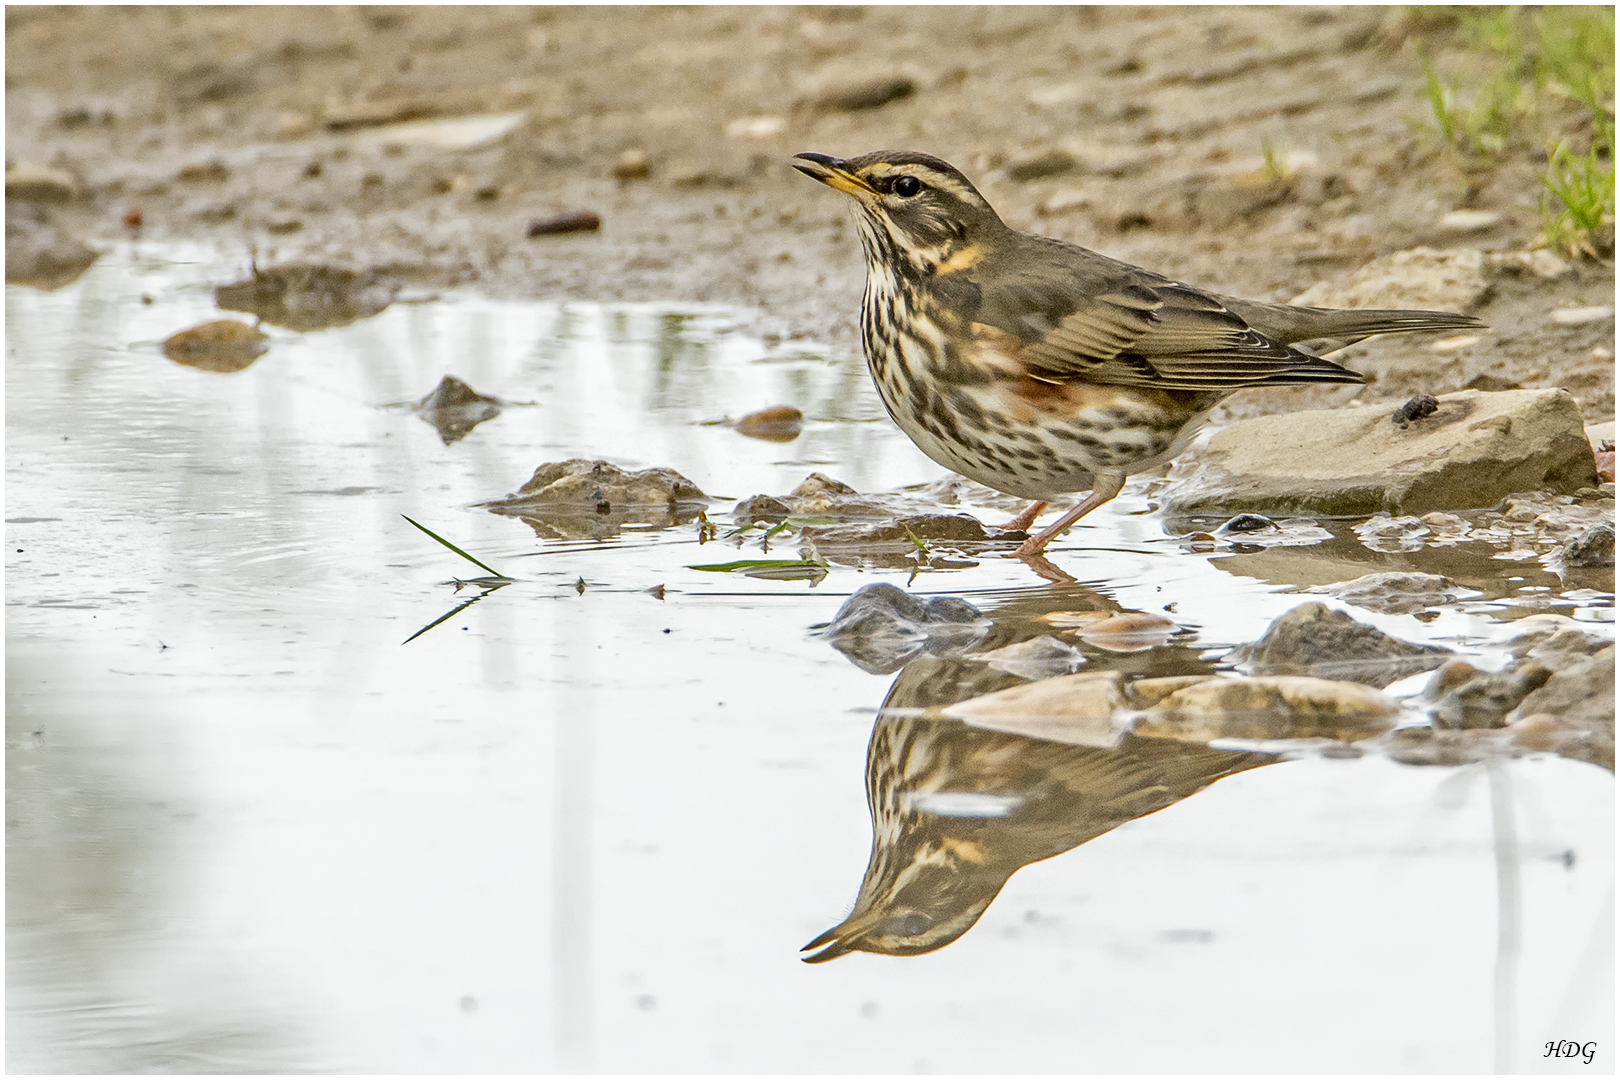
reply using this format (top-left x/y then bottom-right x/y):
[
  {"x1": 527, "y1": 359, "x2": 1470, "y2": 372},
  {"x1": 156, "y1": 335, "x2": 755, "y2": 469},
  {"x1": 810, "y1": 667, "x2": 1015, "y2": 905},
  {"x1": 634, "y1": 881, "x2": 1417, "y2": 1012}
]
[{"x1": 1164, "y1": 389, "x2": 1600, "y2": 516}]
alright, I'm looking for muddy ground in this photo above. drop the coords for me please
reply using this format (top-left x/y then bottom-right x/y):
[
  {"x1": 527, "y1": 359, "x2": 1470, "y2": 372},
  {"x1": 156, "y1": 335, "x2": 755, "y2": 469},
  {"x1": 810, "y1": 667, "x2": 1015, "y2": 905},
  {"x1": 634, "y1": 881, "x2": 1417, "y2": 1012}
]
[{"x1": 6, "y1": 5, "x2": 1614, "y2": 422}]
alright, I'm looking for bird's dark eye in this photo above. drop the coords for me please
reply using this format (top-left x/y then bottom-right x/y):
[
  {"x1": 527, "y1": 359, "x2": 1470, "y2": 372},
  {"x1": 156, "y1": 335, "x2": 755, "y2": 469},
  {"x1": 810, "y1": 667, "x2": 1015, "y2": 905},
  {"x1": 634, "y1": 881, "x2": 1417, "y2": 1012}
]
[
  {"x1": 892, "y1": 175, "x2": 923, "y2": 197},
  {"x1": 875, "y1": 912, "x2": 933, "y2": 938}
]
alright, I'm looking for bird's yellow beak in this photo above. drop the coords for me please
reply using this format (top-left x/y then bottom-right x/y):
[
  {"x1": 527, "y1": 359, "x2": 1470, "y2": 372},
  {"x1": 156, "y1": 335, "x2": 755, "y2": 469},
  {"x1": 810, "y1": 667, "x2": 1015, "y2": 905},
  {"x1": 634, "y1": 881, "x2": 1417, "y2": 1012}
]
[{"x1": 792, "y1": 152, "x2": 875, "y2": 198}]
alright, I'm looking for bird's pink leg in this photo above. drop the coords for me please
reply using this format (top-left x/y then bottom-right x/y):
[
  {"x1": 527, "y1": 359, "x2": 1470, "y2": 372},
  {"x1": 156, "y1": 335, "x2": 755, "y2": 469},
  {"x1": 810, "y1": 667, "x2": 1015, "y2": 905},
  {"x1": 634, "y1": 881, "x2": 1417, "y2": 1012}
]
[
  {"x1": 1014, "y1": 474, "x2": 1126, "y2": 557},
  {"x1": 1000, "y1": 500, "x2": 1047, "y2": 533}
]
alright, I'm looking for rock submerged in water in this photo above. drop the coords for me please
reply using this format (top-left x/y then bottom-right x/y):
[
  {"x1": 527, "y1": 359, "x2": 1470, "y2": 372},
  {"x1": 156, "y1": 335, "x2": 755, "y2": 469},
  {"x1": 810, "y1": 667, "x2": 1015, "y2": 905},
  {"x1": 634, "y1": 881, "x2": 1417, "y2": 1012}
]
[
  {"x1": 1132, "y1": 675, "x2": 1399, "y2": 743},
  {"x1": 820, "y1": 583, "x2": 989, "y2": 675},
  {"x1": 1304, "y1": 571, "x2": 1463, "y2": 615},
  {"x1": 216, "y1": 263, "x2": 400, "y2": 331},
  {"x1": 410, "y1": 374, "x2": 504, "y2": 444},
  {"x1": 1231, "y1": 601, "x2": 1451, "y2": 686},
  {"x1": 1163, "y1": 389, "x2": 1601, "y2": 516},
  {"x1": 162, "y1": 319, "x2": 270, "y2": 373},
  {"x1": 483, "y1": 458, "x2": 709, "y2": 539}
]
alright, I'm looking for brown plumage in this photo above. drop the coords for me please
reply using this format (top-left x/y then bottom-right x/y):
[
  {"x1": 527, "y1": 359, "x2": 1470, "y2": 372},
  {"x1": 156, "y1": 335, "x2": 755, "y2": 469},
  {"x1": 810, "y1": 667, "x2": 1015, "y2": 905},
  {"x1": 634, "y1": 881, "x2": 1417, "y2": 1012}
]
[
  {"x1": 794, "y1": 150, "x2": 1486, "y2": 560},
  {"x1": 802, "y1": 656, "x2": 1274, "y2": 962}
]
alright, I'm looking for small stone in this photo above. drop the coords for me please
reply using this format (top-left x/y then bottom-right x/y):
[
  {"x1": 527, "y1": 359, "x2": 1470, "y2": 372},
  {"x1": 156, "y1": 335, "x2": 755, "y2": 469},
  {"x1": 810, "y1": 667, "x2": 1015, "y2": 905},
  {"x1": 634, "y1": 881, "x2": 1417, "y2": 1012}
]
[
  {"x1": 791, "y1": 472, "x2": 858, "y2": 499},
  {"x1": 725, "y1": 116, "x2": 785, "y2": 138},
  {"x1": 1563, "y1": 523, "x2": 1615, "y2": 568},
  {"x1": 968, "y1": 636, "x2": 1089, "y2": 680},
  {"x1": 1006, "y1": 149, "x2": 1079, "y2": 182},
  {"x1": 1429, "y1": 661, "x2": 1553, "y2": 729},
  {"x1": 613, "y1": 149, "x2": 651, "y2": 180},
  {"x1": 1486, "y1": 249, "x2": 1571, "y2": 279},
  {"x1": 491, "y1": 459, "x2": 707, "y2": 509},
  {"x1": 1505, "y1": 645, "x2": 1614, "y2": 771},
  {"x1": 176, "y1": 160, "x2": 229, "y2": 183},
  {"x1": 161, "y1": 319, "x2": 270, "y2": 374},
  {"x1": 733, "y1": 405, "x2": 803, "y2": 442},
  {"x1": 1075, "y1": 612, "x2": 1178, "y2": 653},
  {"x1": 4, "y1": 162, "x2": 79, "y2": 202},
  {"x1": 1127, "y1": 675, "x2": 1218, "y2": 707},
  {"x1": 808, "y1": 76, "x2": 915, "y2": 113},
  {"x1": 733, "y1": 494, "x2": 793, "y2": 524},
  {"x1": 411, "y1": 375, "x2": 504, "y2": 445},
  {"x1": 1041, "y1": 188, "x2": 1092, "y2": 215},
  {"x1": 323, "y1": 97, "x2": 434, "y2": 131},
  {"x1": 1215, "y1": 513, "x2": 1279, "y2": 535},
  {"x1": 941, "y1": 671, "x2": 1127, "y2": 748},
  {"x1": 1463, "y1": 373, "x2": 1520, "y2": 391},
  {"x1": 1549, "y1": 305, "x2": 1614, "y2": 325},
  {"x1": 821, "y1": 583, "x2": 988, "y2": 674},
  {"x1": 1437, "y1": 209, "x2": 1501, "y2": 232},
  {"x1": 1309, "y1": 571, "x2": 1459, "y2": 615},
  {"x1": 1234, "y1": 602, "x2": 1451, "y2": 686},
  {"x1": 527, "y1": 212, "x2": 601, "y2": 237},
  {"x1": 122, "y1": 207, "x2": 143, "y2": 229},
  {"x1": 800, "y1": 514, "x2": 989, "y2": 546},
  {"x1": 215, "y1": 263, "x2": 400, "y2": 332},
  {"x1": 4, "y1": 209, "x2": 97, "y2": 290},
  {"x1": 1133, "y1": 675, "x2": 1400, "y2": 743},
  {"x1": 1430, "y1": 334, "x2": 1480, "y2": 353}
]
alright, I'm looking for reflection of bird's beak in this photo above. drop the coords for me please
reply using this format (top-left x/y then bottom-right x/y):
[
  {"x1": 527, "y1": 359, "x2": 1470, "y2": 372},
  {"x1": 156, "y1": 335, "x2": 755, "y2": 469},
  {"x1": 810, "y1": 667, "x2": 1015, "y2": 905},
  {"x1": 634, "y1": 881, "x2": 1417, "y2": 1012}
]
[
  {"x1": 792, "y1": 152, "x2": 874, "y2": 198},
  {"x1": 799, "y1": 908, "x2": 883, "y2": 964}
]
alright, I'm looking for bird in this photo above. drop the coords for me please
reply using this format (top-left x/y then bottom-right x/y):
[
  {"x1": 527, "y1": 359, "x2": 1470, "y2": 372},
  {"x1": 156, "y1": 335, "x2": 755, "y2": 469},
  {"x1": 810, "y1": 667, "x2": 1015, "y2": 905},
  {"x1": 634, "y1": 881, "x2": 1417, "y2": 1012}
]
[
  {"x1": 801, "y1": 655, "x2": 1274, "y2": 962},
  {"x1": 792, "y1": 150, "x2": 1486, "y2": 562}
]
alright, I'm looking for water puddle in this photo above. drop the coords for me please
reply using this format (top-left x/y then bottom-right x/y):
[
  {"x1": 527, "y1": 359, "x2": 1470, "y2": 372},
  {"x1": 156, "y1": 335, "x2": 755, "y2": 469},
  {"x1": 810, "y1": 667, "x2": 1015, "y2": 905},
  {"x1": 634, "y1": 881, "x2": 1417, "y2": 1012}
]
[{"x1": 7, "y1": 245, "x2": 1613, "y2": 1072}]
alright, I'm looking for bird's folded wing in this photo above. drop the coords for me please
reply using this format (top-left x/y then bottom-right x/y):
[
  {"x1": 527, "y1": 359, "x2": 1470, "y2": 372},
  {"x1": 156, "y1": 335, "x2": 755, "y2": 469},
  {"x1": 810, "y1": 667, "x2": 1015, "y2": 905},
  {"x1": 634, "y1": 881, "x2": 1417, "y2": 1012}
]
[{"x1": 976, "y1": 276, "x2": 1363, "y2": 390}]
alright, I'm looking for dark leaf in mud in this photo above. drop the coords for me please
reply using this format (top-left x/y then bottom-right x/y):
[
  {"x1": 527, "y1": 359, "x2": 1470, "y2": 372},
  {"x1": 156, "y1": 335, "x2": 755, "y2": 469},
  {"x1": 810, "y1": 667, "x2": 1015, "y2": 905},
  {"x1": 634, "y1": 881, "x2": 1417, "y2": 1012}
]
[
  {"x1": 733, "y1": 405, "x2": 803, "y2": 442},
  {"x1": 215, "y1": 264, "x2": 401, "y2": 331},
  {"x1": 162, "y1": 319, "x2": 270, "y2": 373},
  {"x1": 527, "y1": 212, "x2": 602, "y2": 237},
  {"x1": 410, "y1": 375, "x2": 504, "y2": 444}
]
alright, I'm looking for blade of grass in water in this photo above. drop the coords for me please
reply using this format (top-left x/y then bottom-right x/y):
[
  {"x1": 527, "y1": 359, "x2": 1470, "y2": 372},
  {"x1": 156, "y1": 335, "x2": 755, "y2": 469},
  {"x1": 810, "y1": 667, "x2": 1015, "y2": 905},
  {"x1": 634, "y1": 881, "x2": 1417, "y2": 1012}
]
[{"x1": 402, "y1": 515, "x2": 511, "y2": 579}]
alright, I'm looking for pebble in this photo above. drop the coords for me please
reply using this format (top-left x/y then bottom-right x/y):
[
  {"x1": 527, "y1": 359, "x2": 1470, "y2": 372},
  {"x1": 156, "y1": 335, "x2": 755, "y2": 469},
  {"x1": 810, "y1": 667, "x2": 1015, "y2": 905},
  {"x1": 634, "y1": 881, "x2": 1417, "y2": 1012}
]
[
  {"x1": 613, "y1": 149, "x2": 651, "y2": 180},
  {"x1": 1133, "y1": 675, "x2": 1400, "y2": 743},
  {"x1": 820, "y1": 583, "x2": 989, "y2": 675},
  {"x1": 527, "y1": 212, "x2": 601, "y2": 237},
  {"x1": 176, "y1": 160, "x2": 229, "y2": 183},
  {"x1": 1549, "y1": 305, "x2": 1614, "y2": 325},
  {"x1": 411, "y1": 375, "x2": 504, "y2": 445},
  {"x1": 1430, "y1": 334, "x2": 1480, "y2": 352},
  {"x1": 1485, "y1": 249, "x2": 1571, "y2": 279},
  {"x1": 1006, "y1": 149, "x2": 1079, "y2": 182},
  {"x1": 732, "y1": 494, "x2": 793, "y2": 525},
  {"x1": 1562, "y1": 523, "x2": 1615, "y2": 568},
  {"x1": 1437, "y1": 209, "x2": 1501, "y2": 232},
  {"x1": 809, "y1": 76, "x2": 915, "y2": 113},
  {"x1": 733, "y1": 405, "x2": 802, "y2": 442},
  {"x1": 724, "y1": 116, "x2": 785, "y2": 138},
  {"x1": 1233, "y1": 601, "x2": 1451, "y2": 687},
  {"x1": 968, "y1": 636, "x2": 1089, "y2": 680},
  {"x1": 5, "y1": 162, "x2": 79, "y2": 202},
  {"x1": 161, "y1": 319, "x2": 270, "y2": 373},
  {"x1": 941, "y1": 671, "x2": 1126, "y2": 749}
]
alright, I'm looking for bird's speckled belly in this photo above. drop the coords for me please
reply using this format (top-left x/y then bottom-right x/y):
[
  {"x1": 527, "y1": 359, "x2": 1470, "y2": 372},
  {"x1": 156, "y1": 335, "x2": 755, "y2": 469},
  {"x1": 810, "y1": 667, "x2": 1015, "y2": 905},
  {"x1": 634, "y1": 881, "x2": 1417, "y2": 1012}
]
[{"x1": 864, "y1": 322, "x2": 1214, "y2": 501}]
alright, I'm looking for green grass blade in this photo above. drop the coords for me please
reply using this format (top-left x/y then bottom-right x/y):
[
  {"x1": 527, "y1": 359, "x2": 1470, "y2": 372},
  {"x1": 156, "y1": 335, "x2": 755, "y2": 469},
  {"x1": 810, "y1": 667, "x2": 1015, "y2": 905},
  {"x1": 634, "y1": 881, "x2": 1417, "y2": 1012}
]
[{"x1": 402, "y1": 515, "x2": 510, "y2": 579}]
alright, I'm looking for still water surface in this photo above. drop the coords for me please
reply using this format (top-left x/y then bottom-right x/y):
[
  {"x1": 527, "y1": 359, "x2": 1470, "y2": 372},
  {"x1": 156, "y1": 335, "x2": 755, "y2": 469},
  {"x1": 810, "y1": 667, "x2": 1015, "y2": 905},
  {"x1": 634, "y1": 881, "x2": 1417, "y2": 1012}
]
[{"x1": 6, "y1": 246, "x2": 1613, "y2": 1072}]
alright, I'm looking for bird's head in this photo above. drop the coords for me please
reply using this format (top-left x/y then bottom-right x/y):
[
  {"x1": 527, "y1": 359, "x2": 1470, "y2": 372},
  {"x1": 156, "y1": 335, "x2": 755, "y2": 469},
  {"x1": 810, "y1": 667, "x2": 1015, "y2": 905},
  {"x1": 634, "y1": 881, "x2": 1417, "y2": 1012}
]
[
  {"x1": 799, "y1": 834, "x2": 1010, "y2": 962},
  {"x1": 793, "y1": 151, "x2": 1006, "y2": 278}
]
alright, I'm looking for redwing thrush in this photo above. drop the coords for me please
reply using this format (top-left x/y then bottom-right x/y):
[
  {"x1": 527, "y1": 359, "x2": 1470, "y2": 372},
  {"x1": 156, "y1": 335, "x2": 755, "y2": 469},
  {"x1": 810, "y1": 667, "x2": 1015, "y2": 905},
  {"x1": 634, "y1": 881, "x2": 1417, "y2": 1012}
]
[
  {"x1": 801, "y1": 655, "x2": 1273, "y2": 961},
  {"x1": 793, "y1": 151, "x2": 1485, "y2": 559}
]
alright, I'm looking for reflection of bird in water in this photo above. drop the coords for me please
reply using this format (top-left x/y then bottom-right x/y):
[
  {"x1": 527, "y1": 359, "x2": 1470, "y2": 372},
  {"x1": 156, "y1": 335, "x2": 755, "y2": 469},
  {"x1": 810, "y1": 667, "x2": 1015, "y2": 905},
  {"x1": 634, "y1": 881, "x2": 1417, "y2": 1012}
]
[{"x1": 802, "y1": 657, "x2": 1274, "y2": 962}]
